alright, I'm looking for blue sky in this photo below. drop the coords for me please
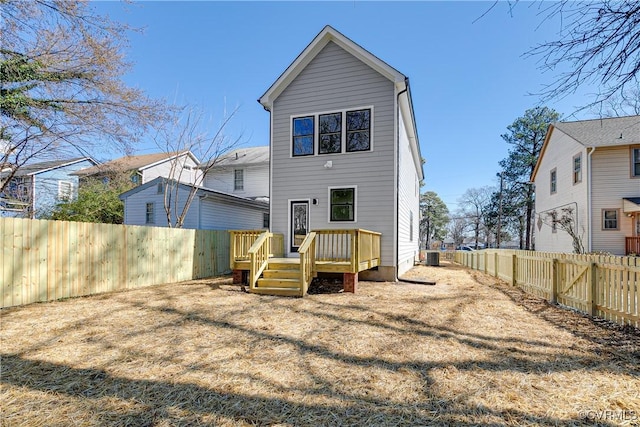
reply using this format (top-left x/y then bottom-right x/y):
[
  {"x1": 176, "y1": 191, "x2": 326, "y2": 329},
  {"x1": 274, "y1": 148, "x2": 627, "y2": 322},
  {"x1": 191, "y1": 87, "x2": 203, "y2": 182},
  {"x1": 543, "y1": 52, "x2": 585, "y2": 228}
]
[{"x1": 94, "y1": 1, "x2": 599, "y2": 212}]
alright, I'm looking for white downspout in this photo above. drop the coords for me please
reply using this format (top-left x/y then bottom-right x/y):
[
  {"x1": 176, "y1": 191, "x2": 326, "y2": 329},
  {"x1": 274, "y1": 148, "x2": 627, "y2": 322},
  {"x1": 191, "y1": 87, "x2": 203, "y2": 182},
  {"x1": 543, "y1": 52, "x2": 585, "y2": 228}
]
[{"x1": 587, "y1": 147, "x2": 596, "y2": 252}]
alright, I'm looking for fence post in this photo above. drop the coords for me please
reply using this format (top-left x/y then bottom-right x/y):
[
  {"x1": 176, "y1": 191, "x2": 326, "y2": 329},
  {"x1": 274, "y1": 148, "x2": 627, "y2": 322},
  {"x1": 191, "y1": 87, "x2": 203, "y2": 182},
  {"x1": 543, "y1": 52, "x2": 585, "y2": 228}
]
[
  {"x1": 484, "y1": 252, "x2": 488, "y2": 274},
  {"x1": 494, "y1": 252, "x2": 498, "y2": 277},
  {"x1": 551, "y1": 258, "x2": 558, "y2": 304},
  {"x1": 512, "y1": 254, "x2": 517, "y2": 286},
  {"x1": 588, "y1": 262, "x2": 597, "y2": 316}
]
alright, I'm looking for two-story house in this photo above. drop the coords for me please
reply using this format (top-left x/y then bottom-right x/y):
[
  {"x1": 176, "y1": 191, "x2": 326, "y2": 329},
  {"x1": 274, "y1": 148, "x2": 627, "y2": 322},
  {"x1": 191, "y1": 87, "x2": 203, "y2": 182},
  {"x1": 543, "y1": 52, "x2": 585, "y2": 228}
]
[
  {"x1": 239, "y1": 25, "x2": 422, "y2": 292},
  {"x1": 201, "y1": 146, "x2": 269, "y2": 200},
  {"x1": 532, "y1": 115, "x2": 640, "y2": 255},
  {"x1": 0, "y1": 157, "x2": 97, "y2": 218}
]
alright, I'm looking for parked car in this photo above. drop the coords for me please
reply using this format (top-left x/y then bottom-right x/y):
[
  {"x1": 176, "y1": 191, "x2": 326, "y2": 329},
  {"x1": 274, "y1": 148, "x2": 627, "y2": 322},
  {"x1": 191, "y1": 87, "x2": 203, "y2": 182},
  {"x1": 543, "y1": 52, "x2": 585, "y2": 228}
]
[{"x1": 456, "y1": 246, "x2": 474, "y2": 251}]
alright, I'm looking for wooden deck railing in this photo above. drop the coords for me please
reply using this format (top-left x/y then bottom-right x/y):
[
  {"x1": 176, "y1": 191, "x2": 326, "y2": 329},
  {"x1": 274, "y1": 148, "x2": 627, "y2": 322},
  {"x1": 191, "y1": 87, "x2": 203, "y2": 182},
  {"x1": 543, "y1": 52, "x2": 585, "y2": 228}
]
[
  {"x1": 626, "y1": 237, "x2": 640, "y2": 255},
  {"x1": 230, "y1": 230, "x2": 284, "y2": 268},
  {"x1": 314, "y1": 229, "x2": 381, "y2": 273},
  {"x1": 248, "y1": 232, "x2": 271, "y2": 290},
  {"x1": 298, "y1": 232, "x2": 317, "y2": 296}
]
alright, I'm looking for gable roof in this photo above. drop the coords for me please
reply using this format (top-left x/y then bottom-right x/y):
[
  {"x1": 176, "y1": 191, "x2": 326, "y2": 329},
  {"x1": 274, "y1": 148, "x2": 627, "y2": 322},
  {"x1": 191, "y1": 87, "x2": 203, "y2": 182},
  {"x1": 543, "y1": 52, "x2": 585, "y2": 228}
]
[
  {"x1": 200, "y1": 146, "x2": 269, "y2": 169},
  {"x1": 259, "y1": 25, "x2": 407, "y2": 110},
  {"x1": 553, "y1": 115, "x2": 640, "y2": 148},
  {"x1": 74, "y1": 151, "x2": 197, "y2": 177},
  {"x1": 532, "y1": 115, "x2": 640, "y2": 181},
  {"x1": 11, "y1": 157, "x2": 96, "y2": 177},
  {"x1": 258, "y1": 25, "x2": 423, "y2": 181}
]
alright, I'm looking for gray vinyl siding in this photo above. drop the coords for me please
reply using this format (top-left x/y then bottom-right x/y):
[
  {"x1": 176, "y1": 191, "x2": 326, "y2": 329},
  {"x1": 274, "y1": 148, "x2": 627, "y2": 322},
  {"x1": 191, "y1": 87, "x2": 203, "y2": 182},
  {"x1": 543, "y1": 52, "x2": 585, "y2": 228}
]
[
  {"x1": 533, "y1": 130, "x2": 589, "y2": 253},
  {"x1": 141, "y1": 155, "x2": 198, "y2": 185},
  {"x1": 198, "y1": 197, "x2": 268, "y2": 230},
  {"x1": 123, "y1": 185, "x2": 267, "y2": 230},
  {"x1": 591, "y1": 146, "x2": 637, "y2": 255},
  {"x1": 123, "y1": 184, "x2": 199, "y2": 228},
  {"x1": 269, "y1": 41, "x2": 397, "y2": 265},
  {"x1": 204, "y1": 164, "x2": 269, "y2": 199},
  {"x1": 397, "y1": 113, "x2": 420, "y2": 276}
]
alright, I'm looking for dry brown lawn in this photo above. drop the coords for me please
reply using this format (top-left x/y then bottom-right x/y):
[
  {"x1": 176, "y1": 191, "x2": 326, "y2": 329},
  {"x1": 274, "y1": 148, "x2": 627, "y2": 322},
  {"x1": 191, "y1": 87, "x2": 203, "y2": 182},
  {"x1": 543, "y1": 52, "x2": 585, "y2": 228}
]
[{"x1": 1, "y1": 261, "x2": 639, "y2": 426}]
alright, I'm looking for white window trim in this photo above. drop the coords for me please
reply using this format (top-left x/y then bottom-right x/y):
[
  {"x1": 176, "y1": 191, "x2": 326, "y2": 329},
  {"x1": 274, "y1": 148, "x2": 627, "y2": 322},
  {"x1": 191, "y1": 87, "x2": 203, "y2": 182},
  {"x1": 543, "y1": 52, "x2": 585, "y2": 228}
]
[
  {"x1": 145, "y1": 202, "x2": 155, "y2": 225},
  {"x1": 58, "y1": 180, "x2": 73, "y2": 200},
  {"x1": 327, "y1": 185, "x2": 357, "y2": 223},
  {"x1": 290, "y1": 106, "x2": 374, "y2": 158},
  {"x1": 573, "y1": 153, "x2": 582, "y2": 184},
  {"x1": 234, "y1": 169, "x2": 244, "y2": 191}
]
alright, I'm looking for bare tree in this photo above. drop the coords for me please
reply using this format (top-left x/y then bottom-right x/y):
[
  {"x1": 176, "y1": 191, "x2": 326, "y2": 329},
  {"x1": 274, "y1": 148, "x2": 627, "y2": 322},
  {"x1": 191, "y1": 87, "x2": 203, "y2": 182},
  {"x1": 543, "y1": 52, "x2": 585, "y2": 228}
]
[
  {"x1": 494, "y1": 0, "x2": 639, "y2": 110},
  {"x1": 1, "y1": 0, "x2": 166, "y2": 192},
  {"x1": 457, "y1": 186, "x2": 494, "y2": 248},
  {"x1": 154, "y1": 105, "x2": 244, "y2": 228}
]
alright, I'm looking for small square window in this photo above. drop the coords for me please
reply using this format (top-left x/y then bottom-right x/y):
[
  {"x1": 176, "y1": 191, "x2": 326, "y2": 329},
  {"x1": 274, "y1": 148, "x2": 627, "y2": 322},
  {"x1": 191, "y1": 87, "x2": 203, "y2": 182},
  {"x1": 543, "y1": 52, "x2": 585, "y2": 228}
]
[
  {"x1": 602, "y1": 209, "x2": 619, "y2": 230},
  {"x1": 292, "y1": 116, "x2": 314, "y2": 156},
  {"x1": 330, "y1": 188, "x2": 355, "y2": 222},
  {"x1": 145, "y1": 203, "x2": 154, "y2": 224},
  {"x1": 234, "y1": 169, "x2": 244, "y2": 191},
  {"x1": 550, "y1": 169, "x2": 557, "y2": 194}
]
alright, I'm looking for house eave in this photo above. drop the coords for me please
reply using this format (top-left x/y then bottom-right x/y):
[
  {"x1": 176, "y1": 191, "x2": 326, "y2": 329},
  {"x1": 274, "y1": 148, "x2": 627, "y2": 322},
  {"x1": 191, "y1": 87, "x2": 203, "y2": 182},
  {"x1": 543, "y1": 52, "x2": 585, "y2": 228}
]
[{"x1": 259, "y1": 25, "x2": 406, "y2": 110}]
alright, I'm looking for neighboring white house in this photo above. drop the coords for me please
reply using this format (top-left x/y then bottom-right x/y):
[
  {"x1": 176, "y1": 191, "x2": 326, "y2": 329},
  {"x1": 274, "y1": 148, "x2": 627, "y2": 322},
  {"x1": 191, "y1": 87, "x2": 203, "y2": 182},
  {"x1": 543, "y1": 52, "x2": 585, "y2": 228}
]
[
  {"x1": 119, "y1": 177, "x2": 269, "y2": 230},
  {"x1": 201, "y1": 146, "x2": 269, "y2": 200},
  {"x1": 74, "y1": 151, "x2": 200, "y2": 186},
  {"x1": 532, "y1": 115, "x2": 640, "y2": 255},
  {"x1": 258, "y1": 25, "x2": 424, "y2": 280}
]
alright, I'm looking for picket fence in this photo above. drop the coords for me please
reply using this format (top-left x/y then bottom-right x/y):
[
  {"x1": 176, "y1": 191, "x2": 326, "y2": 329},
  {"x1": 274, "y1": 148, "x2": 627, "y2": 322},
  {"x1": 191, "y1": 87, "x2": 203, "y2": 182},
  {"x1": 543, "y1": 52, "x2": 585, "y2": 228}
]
[
  {"x1": 1, "y1": 217, "x2": 230, "y2": 308},
  {"x1": 455, "y1": 249, "x2": 639, "y2": 328}
]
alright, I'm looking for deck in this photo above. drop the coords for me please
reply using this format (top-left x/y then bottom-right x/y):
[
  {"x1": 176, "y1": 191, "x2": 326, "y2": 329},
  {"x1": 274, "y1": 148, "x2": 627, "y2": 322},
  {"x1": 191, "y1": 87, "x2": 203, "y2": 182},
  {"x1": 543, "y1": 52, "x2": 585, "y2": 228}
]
[{"x1": 230, "y1": 229, "x2": 381, "y2": 296}]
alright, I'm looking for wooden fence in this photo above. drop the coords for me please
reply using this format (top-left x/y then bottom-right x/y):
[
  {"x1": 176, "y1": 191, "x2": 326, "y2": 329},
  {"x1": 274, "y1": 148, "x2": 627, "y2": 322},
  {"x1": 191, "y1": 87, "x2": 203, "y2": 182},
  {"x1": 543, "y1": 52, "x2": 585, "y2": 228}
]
[
  {"x1": 1, "y1": 217, "x2": 230, "y2": 308},
  {"x1": 455, "y1": 249, "x2": 639, "y2": 329}
]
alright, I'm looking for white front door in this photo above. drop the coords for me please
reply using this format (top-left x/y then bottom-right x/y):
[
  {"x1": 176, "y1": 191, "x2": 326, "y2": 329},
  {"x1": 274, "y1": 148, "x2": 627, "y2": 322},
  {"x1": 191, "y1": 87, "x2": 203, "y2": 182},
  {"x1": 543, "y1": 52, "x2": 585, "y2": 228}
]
[{"x1": 290, "y1": 201, "x2": 309, "y2": 253}]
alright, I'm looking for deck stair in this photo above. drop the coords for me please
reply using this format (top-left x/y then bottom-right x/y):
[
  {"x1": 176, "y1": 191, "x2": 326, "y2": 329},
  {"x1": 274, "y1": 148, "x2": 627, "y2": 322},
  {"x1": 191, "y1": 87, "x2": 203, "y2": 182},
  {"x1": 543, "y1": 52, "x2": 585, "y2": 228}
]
[{"x1": 252, "y1": 259, "x2": 303, "y2": 296}]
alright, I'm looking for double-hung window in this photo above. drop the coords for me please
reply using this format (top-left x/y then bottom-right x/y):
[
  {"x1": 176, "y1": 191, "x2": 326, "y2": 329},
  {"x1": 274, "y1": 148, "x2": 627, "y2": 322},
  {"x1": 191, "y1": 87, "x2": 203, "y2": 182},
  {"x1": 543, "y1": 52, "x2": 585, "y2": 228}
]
[
  {"x1": 573, "y1": 153, "x2": 582, "y2": 184},
  {"x1": 58, "y1": 181, "x2": 73, "y2": 201},
  {"x1": 602, "y1": 209, "x2": 619, "y2": 230},
  {"x1": 234, "y1": 169, "x2": 244, "y2": 191},
  {"x1": 292, "y1": 107, "x2": 371, "y2": 156},
  {"x1": 292, "y1": 116, "x2": 314, "y2": 156},
  {"x1": 329, "y1": 187, "x2": 355, "y2": 222},
  {"x1": 145, "y1": 203, "x2": 155, "y2": 224},
  {"x1": 346, "y1": 109, "x2": 371, "y2": 152},
  {"x1": 319, "y1": 113, "x2": 342, "y2": 154},
  {"x1": 633, "y1": 147, "x2": 640, "y2": 177}
]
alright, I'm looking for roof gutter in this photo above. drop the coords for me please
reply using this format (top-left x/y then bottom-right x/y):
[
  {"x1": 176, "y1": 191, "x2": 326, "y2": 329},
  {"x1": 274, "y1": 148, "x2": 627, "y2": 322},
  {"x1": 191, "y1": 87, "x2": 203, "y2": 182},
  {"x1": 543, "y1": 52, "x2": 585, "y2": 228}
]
[
  {"x1": 395, "y1": 78, "x2": 409, "y2": 281},
  {"x1": 586, "y1": 146, "x2": 596, "y2": 252}
]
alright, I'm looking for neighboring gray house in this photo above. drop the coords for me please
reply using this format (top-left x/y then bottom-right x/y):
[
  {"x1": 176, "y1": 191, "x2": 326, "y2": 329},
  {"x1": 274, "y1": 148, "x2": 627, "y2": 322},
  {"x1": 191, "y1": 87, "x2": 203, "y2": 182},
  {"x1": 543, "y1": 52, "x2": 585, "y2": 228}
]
[
  {"x1": 1, "y1": 157, "x2": 97, "y2": 218},
  {"x1": 119, "y1": 177, "x2": 269, "y2": 230},
  {"x1": 202, "y1": 146, "x2": 269, "y2": 200},
  {"x1": 532, "y1": 115, "x2": 640, "y2": 255},
  {"x1": 258, "y1": 25, "x2": 424, "y2": 281}
]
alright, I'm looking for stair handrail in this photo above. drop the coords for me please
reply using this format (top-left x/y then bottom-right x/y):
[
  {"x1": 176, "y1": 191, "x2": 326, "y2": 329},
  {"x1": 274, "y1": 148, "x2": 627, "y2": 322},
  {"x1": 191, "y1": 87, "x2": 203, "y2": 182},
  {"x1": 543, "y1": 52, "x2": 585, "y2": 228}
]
[
  {"x1": 298, "y1": 231, "x2": 317, "y2": 296},
  {"x1": 248, "y1": 231, "x2": 271, "y2": 290}
]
